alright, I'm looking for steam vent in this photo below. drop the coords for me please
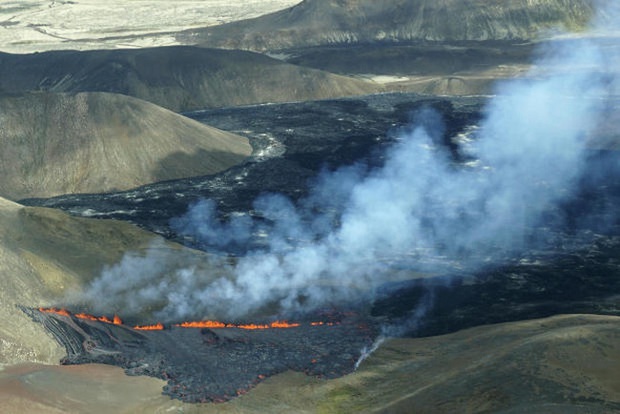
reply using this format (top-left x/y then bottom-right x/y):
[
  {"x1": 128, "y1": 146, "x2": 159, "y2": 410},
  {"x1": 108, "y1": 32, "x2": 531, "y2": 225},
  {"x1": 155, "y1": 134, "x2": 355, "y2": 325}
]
[{"x1": 24, "y1": 307, "x2": 377, "y2": 403}]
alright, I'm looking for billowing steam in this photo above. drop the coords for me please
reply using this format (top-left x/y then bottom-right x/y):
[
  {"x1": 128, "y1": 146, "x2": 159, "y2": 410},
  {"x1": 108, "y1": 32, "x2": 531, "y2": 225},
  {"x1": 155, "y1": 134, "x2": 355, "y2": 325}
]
[{"x1": 81, "y1": 3, "x2": 618, "y2": 321}]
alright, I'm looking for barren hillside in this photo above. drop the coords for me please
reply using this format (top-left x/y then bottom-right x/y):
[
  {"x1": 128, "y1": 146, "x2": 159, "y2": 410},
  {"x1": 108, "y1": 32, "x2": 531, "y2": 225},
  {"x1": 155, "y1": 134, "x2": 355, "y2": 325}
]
[
  {"x1": 0, "y1": 47, "x2": 380, "y2": 112},
  {"x1": 184, "y1": 0, "x2": 598, "y2": 51},
  {"x1": 0, "y1": 91, "x2": 251, "y2": 200}
]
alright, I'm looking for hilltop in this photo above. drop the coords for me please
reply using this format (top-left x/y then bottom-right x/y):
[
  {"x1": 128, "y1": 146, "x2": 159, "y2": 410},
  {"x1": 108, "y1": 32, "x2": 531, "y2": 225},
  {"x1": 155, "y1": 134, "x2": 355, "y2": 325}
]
[{"x1": 183, "y1": 0, "x2": 597, "y2": 51}]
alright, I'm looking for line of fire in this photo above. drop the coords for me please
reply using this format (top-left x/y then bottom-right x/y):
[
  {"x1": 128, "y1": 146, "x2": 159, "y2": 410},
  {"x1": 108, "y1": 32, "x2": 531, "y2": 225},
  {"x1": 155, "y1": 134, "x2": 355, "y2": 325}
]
[
  {"x1": 37, "y1": 307, "x2": 337, "y2": 331},
  {"x1": 26, "y1": 306, "x2": 378, "y2": 402}
]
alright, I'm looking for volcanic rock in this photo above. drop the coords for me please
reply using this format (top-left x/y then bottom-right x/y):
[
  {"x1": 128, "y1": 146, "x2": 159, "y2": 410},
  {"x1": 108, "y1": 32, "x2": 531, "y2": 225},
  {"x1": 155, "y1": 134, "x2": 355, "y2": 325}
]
[
  {"x1": 25, "y1": 308, "x2": 378, "y2": 403},
  {"x1": 21, "y1": 93, "x2": 484, "y2": 237},
  {"x1": 0, "y1": 91, "x2": 251, "y2": 200},
  {"x1": 0, "y1": 46, "x2": 380, "y2": 112},
  {"x1": 282, "y1": 40, "x2": 541, "y2": 95},
  {"x1": 24, "y1": 92, "x2": 620, "y2": 337},
  {"x1": 3, "y1": 314, "x2": 620, "y2": 412}
]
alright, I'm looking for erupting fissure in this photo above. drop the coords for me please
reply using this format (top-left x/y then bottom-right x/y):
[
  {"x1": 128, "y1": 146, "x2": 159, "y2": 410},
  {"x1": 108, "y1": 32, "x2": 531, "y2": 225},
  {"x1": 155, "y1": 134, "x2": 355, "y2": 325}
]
[
  {"x1": 134, "y1": 322, "x2": 165, "y2": 331},
  {"x1": 31, "y1": 306, "x2": 378, "y2": 403},
  {"x1": 38, "y1": 308, "x2": 329, "y2": 331},
  {"x1": 174, "y1": 320, "x2": 301, "y2": 330},
  {"x1": 39, "y1": 307, "x2": 123, "y2": 325}
]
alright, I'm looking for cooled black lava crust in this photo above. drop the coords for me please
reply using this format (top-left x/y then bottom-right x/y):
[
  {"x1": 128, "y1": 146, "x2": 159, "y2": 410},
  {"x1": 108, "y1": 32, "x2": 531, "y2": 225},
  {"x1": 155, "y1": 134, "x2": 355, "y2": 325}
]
[
  {"x1": 22, "y1": 93, "x2": 620, "y2": 371},
  {"x1": 24, "y1": 308, "x2": 377, "y2": 403}
]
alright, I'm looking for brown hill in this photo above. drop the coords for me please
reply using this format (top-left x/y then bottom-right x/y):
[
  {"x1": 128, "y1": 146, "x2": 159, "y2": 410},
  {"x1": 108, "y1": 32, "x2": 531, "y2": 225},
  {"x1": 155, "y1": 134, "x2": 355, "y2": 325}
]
[
  {"x1": 0, "y1": 46, "x2": 379, "y2": 112},
  {"x1": 0, "y1": 197, "x2": 209, "y2": 366},
  {"x1": 0, "y1": 91, "x2": 251, "y2": 200},
  {"x1": 182, "y1": 0, "x2": 597, "y2": 52}
]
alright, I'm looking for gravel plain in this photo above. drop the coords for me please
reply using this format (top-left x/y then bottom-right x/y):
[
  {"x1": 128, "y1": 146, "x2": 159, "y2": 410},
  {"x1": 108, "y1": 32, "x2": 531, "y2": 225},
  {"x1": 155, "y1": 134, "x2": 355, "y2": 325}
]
[{"x1": 0, "y1": 0, "x2": 301, "y2": 53}]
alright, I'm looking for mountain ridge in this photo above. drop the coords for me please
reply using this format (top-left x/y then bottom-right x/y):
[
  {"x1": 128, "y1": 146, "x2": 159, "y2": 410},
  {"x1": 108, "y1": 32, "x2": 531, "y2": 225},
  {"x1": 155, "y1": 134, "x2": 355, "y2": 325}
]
[{"x1": 182, "y1": 0, "x2": 598, "y2": 51}]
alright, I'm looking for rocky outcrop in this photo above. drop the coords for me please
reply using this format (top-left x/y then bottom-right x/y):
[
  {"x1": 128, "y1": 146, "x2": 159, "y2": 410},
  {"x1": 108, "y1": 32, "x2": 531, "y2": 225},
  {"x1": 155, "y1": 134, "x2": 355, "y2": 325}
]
[
  {"x1": 0, "y1": 91, "x2": 251, "y2": 200},
  {"x1": 183, "y1": 0, "x2": 598, "y2": 51}
]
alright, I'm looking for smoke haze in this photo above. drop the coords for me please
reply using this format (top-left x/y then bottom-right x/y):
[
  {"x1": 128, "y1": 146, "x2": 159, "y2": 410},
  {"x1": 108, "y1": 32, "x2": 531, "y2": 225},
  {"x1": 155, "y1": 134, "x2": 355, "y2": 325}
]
[{"x1": 82, "y1": 3, "x2": 618, "y2": 321}]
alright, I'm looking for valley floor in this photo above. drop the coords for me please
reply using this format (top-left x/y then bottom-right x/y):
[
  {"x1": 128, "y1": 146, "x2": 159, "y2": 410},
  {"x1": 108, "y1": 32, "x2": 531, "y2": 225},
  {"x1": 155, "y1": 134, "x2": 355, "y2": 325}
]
[{"x1": 0, "y1": 0, "x2": 301, "y2": 53}]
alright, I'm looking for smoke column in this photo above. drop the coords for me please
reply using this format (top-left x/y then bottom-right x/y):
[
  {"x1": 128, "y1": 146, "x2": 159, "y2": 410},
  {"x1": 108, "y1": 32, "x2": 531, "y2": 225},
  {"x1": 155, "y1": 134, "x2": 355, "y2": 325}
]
[{"x1": 82, "y1": 2, "x2": 618, "y2": 321}]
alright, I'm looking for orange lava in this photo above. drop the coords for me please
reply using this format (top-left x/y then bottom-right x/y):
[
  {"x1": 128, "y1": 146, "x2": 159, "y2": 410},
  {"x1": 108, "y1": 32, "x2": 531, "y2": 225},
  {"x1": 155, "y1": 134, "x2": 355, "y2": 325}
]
[
  {"x1": 174, "y1": 320, "x2": 301, "y2": 330},
  {"x1": 134, "y1": 323, "x2": 165, "y2": 331},
  {"x1": 38, "y1": 308, "x2": 329, "y2": 332},
  {"x1": 175, "y1": 320, "x2": 231, "y2": 329},
  {"x1": 39, "y1": 308, "x2": 122, "y2": 326},
  {"x1": 74, "y1": 312, "x2": 99, "y2": 322},
  {"x1": 39, "y1": 307, "x2": 71, "y2": 317},
  {"x1": 267, "y1": 320, "x2": 301, "y2": 328}
]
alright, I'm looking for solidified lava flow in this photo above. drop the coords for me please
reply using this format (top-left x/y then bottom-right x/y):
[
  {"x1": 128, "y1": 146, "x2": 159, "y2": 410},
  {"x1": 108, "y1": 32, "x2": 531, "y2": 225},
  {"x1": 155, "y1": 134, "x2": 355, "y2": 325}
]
[{"x1": 23, "y1": 307, "x2": 378, "y2": 403}]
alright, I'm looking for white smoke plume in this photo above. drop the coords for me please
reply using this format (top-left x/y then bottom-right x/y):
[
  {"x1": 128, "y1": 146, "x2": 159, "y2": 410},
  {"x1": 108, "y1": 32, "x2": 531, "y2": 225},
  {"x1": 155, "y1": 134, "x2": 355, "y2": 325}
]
[
  {"x1": 354, "y1": 336, "x2": 386, "y2": 371},
  {"x1": 82, "y1": 2, "x2": 618, "y2": 322}
]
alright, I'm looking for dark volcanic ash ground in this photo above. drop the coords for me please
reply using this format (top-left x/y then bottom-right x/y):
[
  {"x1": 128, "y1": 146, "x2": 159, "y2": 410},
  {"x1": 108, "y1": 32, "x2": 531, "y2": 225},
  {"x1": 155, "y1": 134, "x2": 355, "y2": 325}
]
[
  {"x1": 24, "y1": 307, "x2": 377, "y2": 403},
  {"x1": 21, "y1": 92, "x2": 620, "y2": 402},
  {"x1": 20, "y1": 93, "x2": 483, "y2": 243},
  {"x1": 22, "y1": 92, "x2": 620, "y2": 325}
]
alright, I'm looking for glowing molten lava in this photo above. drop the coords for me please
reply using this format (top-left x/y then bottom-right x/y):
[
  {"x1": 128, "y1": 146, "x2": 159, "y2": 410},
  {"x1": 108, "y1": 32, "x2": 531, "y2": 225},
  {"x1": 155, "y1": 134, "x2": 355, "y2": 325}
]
[
  {"x1": 38, "y1": 308, "x2": 330, "y2": 332},
  {"x1": 75, "y1": 312, "x2": 123, "y2": 325},
  {"x1": 40, "y1": 308, "x2": 122, "y2": 325},
  {"x1": 134, "y1": 322, "x2": 165, "y2": 331},
  {"x1": 176, "y1": 320, "x2": 230, "y2": 329},
  {"x1": 39, "y1": 307, "x2": 71, "y2": 317},
  {"x1": 174, "y1": 320, "x2": 301, "y2": 330}
]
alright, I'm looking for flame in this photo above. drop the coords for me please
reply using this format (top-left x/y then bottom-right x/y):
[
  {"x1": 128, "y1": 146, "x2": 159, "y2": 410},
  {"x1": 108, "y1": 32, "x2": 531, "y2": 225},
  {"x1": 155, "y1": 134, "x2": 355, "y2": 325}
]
[
  {"x1": 39, "y1": 308, "x2": 122, "y2": 325},
  {"x1": 173, "y1": 320, "x2": 301, "y2": 330},
  {"x1": 134, "y1": 322, "x2": 164, "y2": 331},
  {"x1": 38, "y1": 308, "x2": 331, "y2": 332},
  {"x1": 39, "y1": 307, "x2": 71, "y2": 317},
  {"x1": 98, "y1": 315, "x2": 113, "y2": 324},
  {"x1": 236, "y1": 323, "x2": 270, "y2": 330},
  {"x1": 176, "y1": 320, "x2": 230, "y2": 329},
  {"x1": 267, "y1": 320, "x2": 300, "y2": 328},
  {"x1": 74, "y1": 312, "x2": 98, "y2": 321}
]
